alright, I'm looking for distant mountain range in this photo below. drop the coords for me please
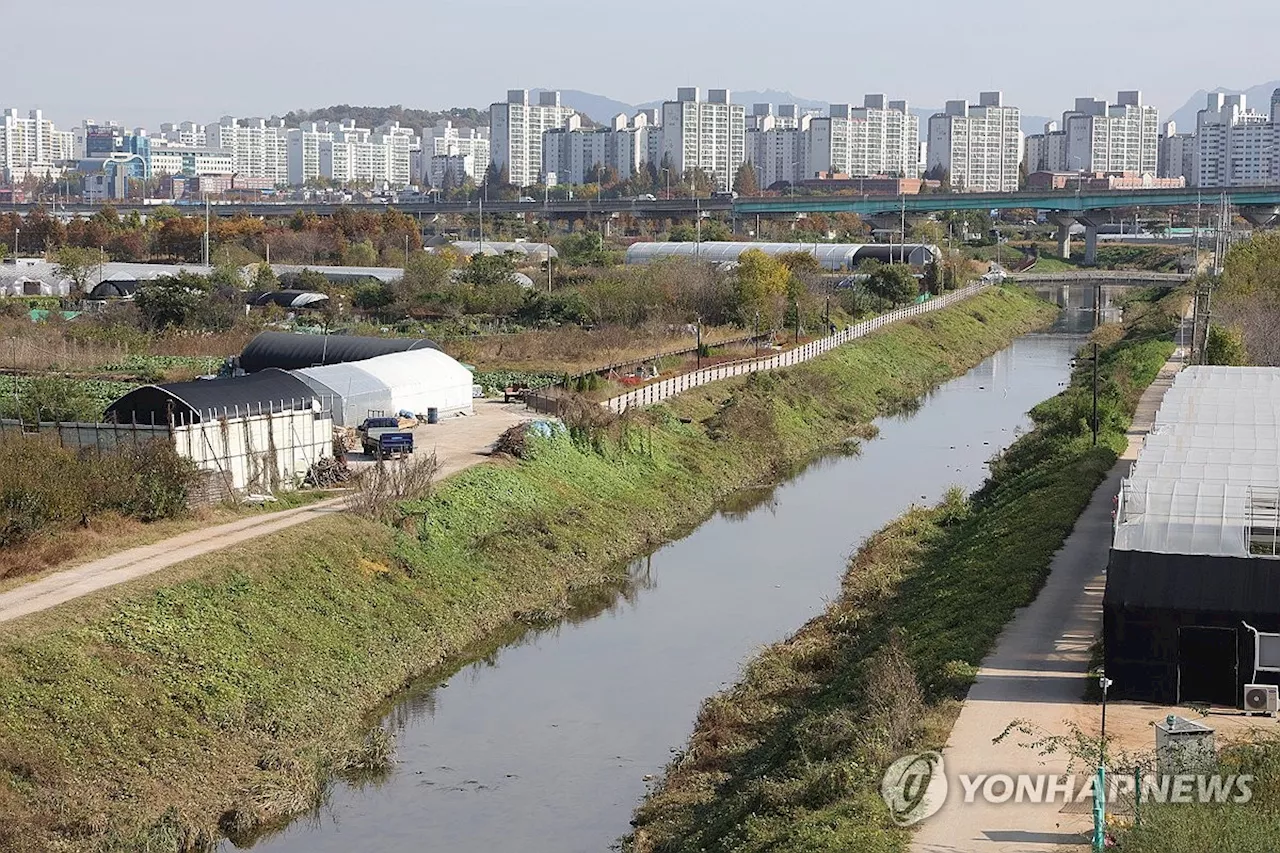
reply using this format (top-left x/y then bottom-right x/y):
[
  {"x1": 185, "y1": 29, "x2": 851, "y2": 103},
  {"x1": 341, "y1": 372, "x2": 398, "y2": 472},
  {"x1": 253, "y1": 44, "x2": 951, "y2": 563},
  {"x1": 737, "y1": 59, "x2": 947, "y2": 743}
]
[
  {"x1": 529, "y1": 88, "x2": 1052, "y2": 136},
  {"x1": 1167, "y1": 80, "x2": 1280, "y2": 132}
]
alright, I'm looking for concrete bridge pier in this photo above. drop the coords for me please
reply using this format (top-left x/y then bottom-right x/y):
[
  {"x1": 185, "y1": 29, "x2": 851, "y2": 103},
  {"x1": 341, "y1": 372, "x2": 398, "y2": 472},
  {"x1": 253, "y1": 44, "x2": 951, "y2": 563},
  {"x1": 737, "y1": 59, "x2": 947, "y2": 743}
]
[
  {"x1": 1047, "y1": 213, "x2": 1076, "y2": 259},
  {"x1": 1048, "y1": 212, "x2": 1102, "y2": 263},
  {"x1": 1240, "y1": 206, "x2": 1280, "y2": 228},
  {"x1": 1080, "y1": 215, "x2": 1102, "y2": 266}
]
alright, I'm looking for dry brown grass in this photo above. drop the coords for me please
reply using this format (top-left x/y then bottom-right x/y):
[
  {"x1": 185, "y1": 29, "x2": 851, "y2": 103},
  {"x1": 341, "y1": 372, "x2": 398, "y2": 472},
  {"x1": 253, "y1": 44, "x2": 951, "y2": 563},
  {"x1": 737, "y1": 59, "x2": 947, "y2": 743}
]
[
  {"x1": 0, "y1": 508, "x2": 237, "y2": 586},
  {"x1": 443, "y1": 323, "x2": 748, "y2": 373}
]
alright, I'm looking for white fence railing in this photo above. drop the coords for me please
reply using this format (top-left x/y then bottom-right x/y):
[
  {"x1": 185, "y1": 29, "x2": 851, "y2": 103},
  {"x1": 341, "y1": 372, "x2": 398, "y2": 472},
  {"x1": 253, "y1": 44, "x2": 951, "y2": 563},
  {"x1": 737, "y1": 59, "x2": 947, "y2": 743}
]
[{"x1": 602, "y1": 283, "x2": 991, "y2": 413}]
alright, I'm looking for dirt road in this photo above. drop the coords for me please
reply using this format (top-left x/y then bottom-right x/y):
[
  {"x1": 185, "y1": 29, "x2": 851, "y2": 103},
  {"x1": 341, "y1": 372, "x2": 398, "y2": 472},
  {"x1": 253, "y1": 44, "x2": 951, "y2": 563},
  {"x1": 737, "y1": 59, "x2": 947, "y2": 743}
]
[
  {"x1": 909, "y1": 349, "x2": 1184, "y2": 853},
  {"x1": 0, "y1": 401, "x2": 533, "y2": 625}
]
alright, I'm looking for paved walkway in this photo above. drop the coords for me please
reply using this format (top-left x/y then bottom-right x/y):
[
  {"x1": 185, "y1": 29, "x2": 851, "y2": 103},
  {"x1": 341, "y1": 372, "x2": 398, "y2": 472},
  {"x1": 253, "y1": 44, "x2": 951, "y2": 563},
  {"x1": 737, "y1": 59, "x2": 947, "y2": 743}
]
[
  {"x1": 910, "y1": 345, "x2": 1185, "y2": 853},
  {"x1": 0, "y1": 401, "x2": 533, "y2": 625}
]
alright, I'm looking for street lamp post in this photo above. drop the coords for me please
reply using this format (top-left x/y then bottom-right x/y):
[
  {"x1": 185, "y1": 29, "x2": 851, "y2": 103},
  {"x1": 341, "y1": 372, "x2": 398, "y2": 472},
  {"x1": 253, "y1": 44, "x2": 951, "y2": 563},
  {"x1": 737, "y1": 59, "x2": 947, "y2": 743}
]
[{"x1": 12, "y1": 226, "x2": 18, "y2": 257}]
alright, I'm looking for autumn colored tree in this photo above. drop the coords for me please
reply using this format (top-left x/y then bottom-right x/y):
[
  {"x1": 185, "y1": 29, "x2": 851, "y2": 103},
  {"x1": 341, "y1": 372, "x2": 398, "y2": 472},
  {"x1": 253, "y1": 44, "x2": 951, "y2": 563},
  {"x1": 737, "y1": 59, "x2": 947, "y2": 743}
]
[
  {"x1": 733, "y1": 163, "x2": 759, "y2": 196},
  {"x1": 733, "y1": 249, "x2": 792, "y2": 329}
]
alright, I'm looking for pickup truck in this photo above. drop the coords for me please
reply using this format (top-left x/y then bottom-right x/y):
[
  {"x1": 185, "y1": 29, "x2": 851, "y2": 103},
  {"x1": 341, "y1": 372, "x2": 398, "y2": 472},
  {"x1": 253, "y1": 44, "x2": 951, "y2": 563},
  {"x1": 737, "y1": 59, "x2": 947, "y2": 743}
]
[{"x1": 357, "y1": 417, "x2": 414, "y2": 460}]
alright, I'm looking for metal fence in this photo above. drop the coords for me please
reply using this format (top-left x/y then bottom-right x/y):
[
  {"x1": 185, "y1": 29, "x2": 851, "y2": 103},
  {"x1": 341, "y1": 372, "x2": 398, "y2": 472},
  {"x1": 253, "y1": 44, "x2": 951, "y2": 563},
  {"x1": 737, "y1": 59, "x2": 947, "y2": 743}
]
[{"x1": 596, "y1": 283, "x2": 991, "y2": 413}]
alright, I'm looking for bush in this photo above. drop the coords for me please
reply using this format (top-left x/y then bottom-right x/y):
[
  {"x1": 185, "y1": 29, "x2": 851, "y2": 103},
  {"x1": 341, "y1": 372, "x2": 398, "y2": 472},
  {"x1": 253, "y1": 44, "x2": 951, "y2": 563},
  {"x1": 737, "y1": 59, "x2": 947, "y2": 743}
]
[{"x1": 0, "y1": 434, "x2": 196, "y2": 548}]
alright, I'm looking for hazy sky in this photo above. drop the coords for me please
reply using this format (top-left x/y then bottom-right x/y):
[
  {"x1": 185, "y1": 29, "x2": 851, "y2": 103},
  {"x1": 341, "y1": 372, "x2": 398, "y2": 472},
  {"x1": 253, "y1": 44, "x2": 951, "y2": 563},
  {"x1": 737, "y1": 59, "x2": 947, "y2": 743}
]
[{"x1": 6, "y1": 0, "x2": 1280, "y2": 129}]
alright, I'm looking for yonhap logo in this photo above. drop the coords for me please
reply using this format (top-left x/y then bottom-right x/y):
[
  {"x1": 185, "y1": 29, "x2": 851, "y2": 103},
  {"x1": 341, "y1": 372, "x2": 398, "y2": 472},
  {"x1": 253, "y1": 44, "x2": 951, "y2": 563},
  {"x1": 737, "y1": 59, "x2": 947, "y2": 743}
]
[{"x1": 881, "y1": 751, "x2": 948, "y2": 826}]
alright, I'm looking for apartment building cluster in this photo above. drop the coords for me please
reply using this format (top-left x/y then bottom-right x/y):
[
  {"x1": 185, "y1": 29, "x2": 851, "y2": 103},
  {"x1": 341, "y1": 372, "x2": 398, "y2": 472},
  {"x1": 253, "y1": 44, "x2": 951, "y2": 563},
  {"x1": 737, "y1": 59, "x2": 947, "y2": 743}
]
[
  {"x1": 1025, "y1": 91, "x2": 1160, "y2": 176},
  {"x1": 1191, "y1": 90, "x2": 1280, "y2": 187},
  {"x1": 746, "y1": 96, "x2": 922, "y2": 190}
]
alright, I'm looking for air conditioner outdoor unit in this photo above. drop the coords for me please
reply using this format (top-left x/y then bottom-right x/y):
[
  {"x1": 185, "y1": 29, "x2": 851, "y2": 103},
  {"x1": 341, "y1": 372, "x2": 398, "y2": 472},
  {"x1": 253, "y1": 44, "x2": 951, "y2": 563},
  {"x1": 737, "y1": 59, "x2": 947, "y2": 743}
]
[{"x1": 1243, "y1": 683, "x2": 1279, "y2": 716}]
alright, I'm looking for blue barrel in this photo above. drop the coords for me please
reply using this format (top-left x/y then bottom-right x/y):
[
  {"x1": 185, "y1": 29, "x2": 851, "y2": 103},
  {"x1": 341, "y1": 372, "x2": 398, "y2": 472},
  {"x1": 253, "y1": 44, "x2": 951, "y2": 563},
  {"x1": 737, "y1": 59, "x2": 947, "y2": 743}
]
[{"x1": 427, "y1": 407, "x2": 439, "y2": 424}]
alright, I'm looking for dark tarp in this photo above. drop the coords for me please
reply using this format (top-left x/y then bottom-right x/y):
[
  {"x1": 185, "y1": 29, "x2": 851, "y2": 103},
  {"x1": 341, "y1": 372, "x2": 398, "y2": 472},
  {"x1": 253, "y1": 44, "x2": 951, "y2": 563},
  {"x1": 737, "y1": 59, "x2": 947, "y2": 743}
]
[
  {"x1": 238, "y1": 331, "x2": 441, "y2": 373},
  {"x1": 87, "y1": 280, "x2": 138, "y2": 300},
  {"x1": 104, "y1": 368, "x2": 316, "y2": 424},
  {"x1": 1104, "y1": 548, "x2": 1280, "y2": 705}
]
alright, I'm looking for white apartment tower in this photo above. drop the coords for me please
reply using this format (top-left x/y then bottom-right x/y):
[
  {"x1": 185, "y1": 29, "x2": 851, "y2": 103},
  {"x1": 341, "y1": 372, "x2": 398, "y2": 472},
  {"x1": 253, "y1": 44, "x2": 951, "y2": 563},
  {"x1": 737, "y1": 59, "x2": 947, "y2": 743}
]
[
  {"x1": 490, "y1": 90, "x2": 577, "y2": 187},
  {"x1": 0, "y1": 109, "x2": 73, "y2": 181},
  {"x1": 927, "y1": 92, "x2": 1022, "y2": 192},
  {"x1": 660, "y1": 88, "x2": 746, "y2": 192},
  {"x1": 745, "y1": 106, "x2": 810, "y2": 188},
  {"x1": 210, "y1": 117, "x2": 290, "y2": 186},
  {"x1": 542, "y1": 113, "x2": 657, "y2": 186},
  {"x1": 1025, "y1": 92, "x2": 1159, "y2": 175},
  {"x1": 848, "y1": 95, "x2": 919, "y2": 177},
  {"x1": 1194, "y1": 91, "x2": 1280, "y2": 187},
  {"x1": 422, "y1": 120, "x2": 490, "y2": 188},
  {"x1": 1064, "y1": 92, "x2": 1159, "y2": 173},
  {"x1": 1158, "y1": 121, "x2": 1196, "y2": 182}
]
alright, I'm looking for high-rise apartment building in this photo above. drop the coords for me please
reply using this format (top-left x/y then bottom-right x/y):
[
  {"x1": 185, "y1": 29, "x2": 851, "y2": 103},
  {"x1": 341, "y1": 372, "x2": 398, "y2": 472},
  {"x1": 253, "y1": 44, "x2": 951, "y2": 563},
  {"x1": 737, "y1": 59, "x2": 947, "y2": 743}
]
[
  {"x1": 158, "y1": 122, "x2": 209, "y2": 148},
  {"x1": 1026, "y1": 92, "x2": 1159, "y2": 174},
  {"x1": 210, "y1": 117, "x2": 290, "y2": 186},
  {"x1": 490, "y1": 90, "x2": 577, "y2": 187},
  {"x1": 746, "y1": 109, "x2": 810, "y2": 189},
  {"x1": 0, "y1": 109, "x2": 73, "y2": 181},
  {"x1": 1158, "y1": 121, "x2": 1196, "y2": 182},
  {"x1": 421, "y1": 120, "x2": 490, "y2": 188},
  {"x1": 847, "y1": 95, "x2": 919, "y2": 177},
  {"x1": 1194, "y1": 91, "x2": 1280, "y2": 187},
  {"x1": 927, "y1": 92, "x2": 1022, "y2": 192},
  {"x1": 659, "y1": 88, "x2": 746, "y2": 192},
  {"x1": 542, "y1": 113, "x2": 659, "y2": 186}
]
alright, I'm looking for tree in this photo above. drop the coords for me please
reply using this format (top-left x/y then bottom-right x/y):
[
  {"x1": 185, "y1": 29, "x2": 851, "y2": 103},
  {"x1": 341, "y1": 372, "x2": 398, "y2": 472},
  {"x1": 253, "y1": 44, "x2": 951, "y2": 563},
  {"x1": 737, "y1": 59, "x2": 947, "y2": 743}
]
[
  {"x1": 732, "y1": 249, "x2": 792, "y2": 329},
  {"x1": 252, "y1": 262, "x2": 279, "y2": 290},
  {"x1": 558, "y1": 232, "x2": 610, "y2": 267},
  {"x1": 55, "y1": 246, "x2": 99, "y2": 296},
  {"x1": 1204, "y1": 325, "x2": 1248, "y2": 365},
  {"x1": 461, "y1": 252, "x2": 518, "y2": 287},
  {"x1": 135, "y1": 272, "x2": 212, "y2": 330},
  {"x1": 733, "y1": 162, "x2": 759, "y2": 197},
  {"x1": 342, "y1": 239, "x2": 378, "y2": 267},
  {"x1": 866, "y1": 264, "x2": 919, "y2": 306}
]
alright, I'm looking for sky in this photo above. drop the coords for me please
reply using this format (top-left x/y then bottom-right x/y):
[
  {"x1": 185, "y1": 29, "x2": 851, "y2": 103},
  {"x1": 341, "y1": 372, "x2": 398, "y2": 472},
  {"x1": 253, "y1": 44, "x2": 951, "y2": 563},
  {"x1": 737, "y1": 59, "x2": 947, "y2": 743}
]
[{"x1": 5, "y1": 0, "x2": 1280, "y2": 130}]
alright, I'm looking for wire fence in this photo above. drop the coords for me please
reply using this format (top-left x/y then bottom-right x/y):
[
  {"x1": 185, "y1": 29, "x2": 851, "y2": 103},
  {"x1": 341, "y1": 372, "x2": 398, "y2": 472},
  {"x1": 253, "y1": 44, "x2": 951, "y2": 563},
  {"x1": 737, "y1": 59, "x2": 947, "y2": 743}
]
[{"x1": 581, "y1": 284, "x2": 991, "y2": 413}]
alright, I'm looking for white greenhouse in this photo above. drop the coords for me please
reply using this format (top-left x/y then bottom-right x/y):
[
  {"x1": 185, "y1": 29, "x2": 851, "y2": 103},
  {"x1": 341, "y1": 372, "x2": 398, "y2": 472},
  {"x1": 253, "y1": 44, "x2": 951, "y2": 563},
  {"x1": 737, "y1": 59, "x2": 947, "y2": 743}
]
[
  {"x1": 623, "y1": 241, "x2": 940, "y2": 270},
  {"x1": 294, "y1": 349, "x2": 475, "y2": 426}
]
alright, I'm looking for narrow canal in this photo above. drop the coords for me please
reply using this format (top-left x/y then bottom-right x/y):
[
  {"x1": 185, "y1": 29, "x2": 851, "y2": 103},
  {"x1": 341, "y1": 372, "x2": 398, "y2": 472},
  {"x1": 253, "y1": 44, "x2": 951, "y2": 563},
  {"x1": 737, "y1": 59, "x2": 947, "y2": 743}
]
[{"x1": 235, "y1": 301, "x2": 1105, "y2": 853}]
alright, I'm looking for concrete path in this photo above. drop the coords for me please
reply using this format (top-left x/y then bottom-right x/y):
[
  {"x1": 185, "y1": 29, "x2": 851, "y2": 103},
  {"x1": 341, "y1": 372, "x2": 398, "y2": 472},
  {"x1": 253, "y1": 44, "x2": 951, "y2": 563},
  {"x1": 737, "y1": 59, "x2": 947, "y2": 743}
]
[
  {"x1": 909, "y1": 346, "x2": 1185, "y2": 853},
  {"x1": 0, "y1": 401, "x2": 533, "y2": 625}
]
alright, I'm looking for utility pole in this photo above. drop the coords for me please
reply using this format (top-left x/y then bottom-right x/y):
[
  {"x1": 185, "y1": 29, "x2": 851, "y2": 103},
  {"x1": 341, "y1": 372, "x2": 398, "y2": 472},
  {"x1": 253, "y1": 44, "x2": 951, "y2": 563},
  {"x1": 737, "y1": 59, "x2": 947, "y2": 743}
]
[
  {"x1": 1091, "y1": 341, "x2": 1099, "y2": 447},
  {"x1": 203, "y1": 195, "x2": 210, "y2": 267}
]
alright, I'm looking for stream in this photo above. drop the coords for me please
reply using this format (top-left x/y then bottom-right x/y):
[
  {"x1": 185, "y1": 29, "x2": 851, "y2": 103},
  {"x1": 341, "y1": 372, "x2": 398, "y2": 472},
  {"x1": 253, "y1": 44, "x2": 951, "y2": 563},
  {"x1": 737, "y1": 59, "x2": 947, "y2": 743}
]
[{"x1": 234, "y1": 289, "x2": 1118, "y2": 852}]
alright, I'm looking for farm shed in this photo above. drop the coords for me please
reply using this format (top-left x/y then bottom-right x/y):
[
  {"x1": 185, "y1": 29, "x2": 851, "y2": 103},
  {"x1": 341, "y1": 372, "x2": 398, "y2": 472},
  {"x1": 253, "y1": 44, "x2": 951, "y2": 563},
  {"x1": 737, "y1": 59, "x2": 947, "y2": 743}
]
[
  {"x1": 1105, "y1": 367, "x2": 1280, "y2": 707},
  {"x1": 104, "y1": 369, "x2": 319, "y2": 425},
  {"x1": 238, "y1": 331, "x2": 441, "y2": 373},
  {"x1": 294, "y1": 349, "x2": 474, "y2": 425}
]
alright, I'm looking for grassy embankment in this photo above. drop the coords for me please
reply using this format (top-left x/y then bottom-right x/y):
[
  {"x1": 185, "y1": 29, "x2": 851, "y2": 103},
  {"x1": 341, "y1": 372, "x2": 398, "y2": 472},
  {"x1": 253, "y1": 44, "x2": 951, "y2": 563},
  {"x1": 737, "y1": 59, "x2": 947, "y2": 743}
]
[
  {"x1": 0, "y1": 287, "x2": 1054, "y2": 853},
  {"x1": 626, "y1": 288, "x2": 1184, "y2": 853}
]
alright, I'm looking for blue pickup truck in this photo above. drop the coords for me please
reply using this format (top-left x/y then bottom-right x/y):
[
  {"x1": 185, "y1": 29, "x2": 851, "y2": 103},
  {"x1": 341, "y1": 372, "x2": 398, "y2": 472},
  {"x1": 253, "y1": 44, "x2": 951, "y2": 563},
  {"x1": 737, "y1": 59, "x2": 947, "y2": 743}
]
[{"x1": 357, "y1": 417, "x2": 415, "y2": 460}]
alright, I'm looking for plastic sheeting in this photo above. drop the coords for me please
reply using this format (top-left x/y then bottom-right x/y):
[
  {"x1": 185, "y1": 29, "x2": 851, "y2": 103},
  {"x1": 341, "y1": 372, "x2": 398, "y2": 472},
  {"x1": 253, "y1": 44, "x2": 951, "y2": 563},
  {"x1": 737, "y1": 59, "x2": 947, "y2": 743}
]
[
  {"x1": 239, "y1": 332, "x2": 441, "y2": 373},
  {"x1": 294, "y1": 349, "x2": 474, "y2": 425},
  {"x1": 294, "y1": 362, "x2": 394, "y2": 427},
  {"x1": 622, "y1": 241, "x2": 939, "y2": 270},
  {"x1": 356, "y1": 350, "x2": 475, "y2": 418},
  {"x1": 1114, "y1": 366, "x2": 1280, "y2": 557}
]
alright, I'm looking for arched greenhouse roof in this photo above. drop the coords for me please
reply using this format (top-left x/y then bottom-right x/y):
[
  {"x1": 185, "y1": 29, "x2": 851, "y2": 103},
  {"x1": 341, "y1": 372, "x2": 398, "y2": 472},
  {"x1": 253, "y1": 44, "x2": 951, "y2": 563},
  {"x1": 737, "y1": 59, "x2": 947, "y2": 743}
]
[
  {"x1": 623, "y1": 241, "x2": 938, "y2": 270},
  {"x1": 238, "y1": 332, "x2": 441, "y2": 373}
]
